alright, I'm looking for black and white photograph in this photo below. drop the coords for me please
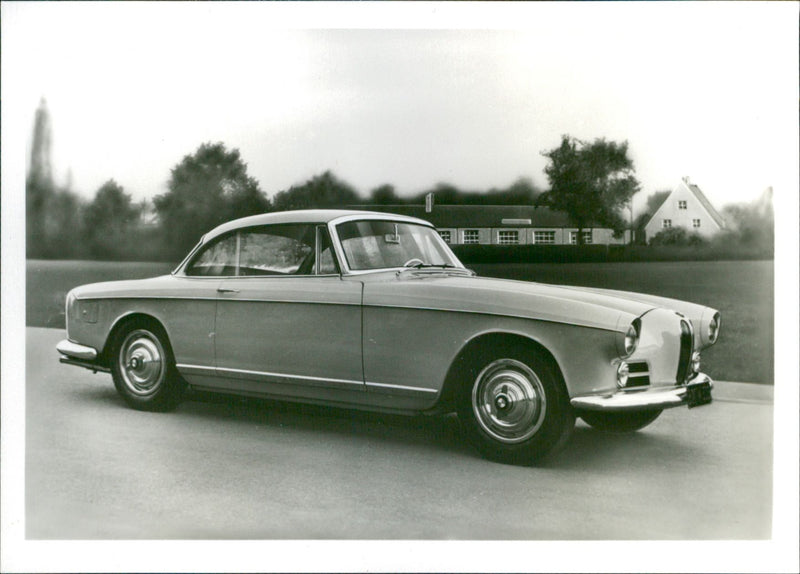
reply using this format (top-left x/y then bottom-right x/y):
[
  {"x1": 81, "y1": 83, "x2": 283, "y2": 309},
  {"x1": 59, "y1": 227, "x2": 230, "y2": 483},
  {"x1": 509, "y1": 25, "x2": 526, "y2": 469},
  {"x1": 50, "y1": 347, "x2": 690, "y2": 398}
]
[{"x1": 2, "y1": 1, "x2": 798, "y2": 572}]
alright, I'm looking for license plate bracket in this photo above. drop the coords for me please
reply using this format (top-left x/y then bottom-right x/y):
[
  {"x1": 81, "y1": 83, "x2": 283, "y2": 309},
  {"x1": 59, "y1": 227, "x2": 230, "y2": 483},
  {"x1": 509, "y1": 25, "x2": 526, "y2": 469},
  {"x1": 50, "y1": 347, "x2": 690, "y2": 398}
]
[{"x1": 685, "y1": 380, "x2": 712, "y2": 408}]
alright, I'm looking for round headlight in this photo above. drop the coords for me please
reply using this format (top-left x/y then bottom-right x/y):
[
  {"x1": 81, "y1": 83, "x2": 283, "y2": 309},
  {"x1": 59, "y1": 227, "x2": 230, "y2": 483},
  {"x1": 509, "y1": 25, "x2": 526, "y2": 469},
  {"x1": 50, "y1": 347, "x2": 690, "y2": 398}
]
[
  {"x1": 624, "y1": 320, "x2": 640, "y2": 357},
  {"x1": 708, "y1": 312, "x2": 721, "y2": 344}
]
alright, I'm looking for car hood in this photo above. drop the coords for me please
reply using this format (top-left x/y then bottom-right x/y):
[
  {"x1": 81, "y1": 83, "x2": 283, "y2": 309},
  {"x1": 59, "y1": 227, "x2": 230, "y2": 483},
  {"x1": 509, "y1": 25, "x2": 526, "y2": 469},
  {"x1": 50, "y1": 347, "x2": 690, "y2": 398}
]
[{"x1": 366, "y1": 271, "x2": 714, "y2": 334}]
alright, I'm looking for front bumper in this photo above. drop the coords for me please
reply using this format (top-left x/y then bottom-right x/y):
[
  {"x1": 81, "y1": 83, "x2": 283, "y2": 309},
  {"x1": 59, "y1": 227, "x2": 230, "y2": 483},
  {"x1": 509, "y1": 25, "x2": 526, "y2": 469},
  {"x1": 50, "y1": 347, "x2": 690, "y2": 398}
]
[
  {"x1": 570, "y1": 373, "x2": 713, "y2": 412},
  {"x1": 57, "y1": 339, "x2": 109, "y2": 373}
]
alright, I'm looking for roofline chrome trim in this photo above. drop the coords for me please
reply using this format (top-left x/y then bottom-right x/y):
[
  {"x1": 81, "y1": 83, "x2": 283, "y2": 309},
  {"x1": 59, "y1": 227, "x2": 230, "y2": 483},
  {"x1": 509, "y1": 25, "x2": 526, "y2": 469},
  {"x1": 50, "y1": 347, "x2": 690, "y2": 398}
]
[{"x1": 328, "y1": 212, "x2": 433, "y2": 227}]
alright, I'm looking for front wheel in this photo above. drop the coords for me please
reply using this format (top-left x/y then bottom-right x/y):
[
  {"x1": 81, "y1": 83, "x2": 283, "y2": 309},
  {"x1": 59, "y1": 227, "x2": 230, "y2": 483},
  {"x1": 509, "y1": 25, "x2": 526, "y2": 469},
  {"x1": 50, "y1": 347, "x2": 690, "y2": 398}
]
[
  {"x1": 110, "y1": 320, "x2": 185, "y2": 412},
  {"x1": 579, "y1": 409, "x2": 662, "y2": 433},
  {"x1": 456, "y1": 344, "x2": 574, "y2": 465}
]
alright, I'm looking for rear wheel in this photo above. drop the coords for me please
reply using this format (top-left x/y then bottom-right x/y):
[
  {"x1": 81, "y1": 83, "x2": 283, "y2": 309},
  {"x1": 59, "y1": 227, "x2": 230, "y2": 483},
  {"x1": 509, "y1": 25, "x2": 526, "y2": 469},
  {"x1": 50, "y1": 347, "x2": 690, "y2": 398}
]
[
  {"x1": 110, "y1": 320, "x2": 185, "y2": 411},
  {"x1": 579, "y1": 409, "x2": 662, "y2": 433},
  {"x1": 456, "y1": 343, "x2": 574, "y2": 465}
]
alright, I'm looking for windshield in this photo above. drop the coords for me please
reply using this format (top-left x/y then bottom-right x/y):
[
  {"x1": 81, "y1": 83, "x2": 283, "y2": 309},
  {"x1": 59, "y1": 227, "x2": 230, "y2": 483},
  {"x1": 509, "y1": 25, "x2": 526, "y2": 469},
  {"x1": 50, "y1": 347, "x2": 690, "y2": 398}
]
[{"x1": 336, "y1": 220, "x2": 461, "y2": 272}]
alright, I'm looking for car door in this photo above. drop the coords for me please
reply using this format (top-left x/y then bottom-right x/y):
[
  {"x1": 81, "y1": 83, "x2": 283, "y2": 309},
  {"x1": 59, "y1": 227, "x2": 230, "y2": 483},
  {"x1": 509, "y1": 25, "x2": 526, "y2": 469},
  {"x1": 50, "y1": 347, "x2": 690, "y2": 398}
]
[{"x1": 213, "y1": 223, "x2": 365, "y2": 400}]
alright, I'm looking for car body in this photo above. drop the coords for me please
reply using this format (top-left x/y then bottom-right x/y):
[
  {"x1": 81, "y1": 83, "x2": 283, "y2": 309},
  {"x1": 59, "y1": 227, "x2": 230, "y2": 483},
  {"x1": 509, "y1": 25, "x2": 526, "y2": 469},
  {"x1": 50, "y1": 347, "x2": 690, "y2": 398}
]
[{"x1": 57, "y1": 209, "x2": 719, "y2": 463}]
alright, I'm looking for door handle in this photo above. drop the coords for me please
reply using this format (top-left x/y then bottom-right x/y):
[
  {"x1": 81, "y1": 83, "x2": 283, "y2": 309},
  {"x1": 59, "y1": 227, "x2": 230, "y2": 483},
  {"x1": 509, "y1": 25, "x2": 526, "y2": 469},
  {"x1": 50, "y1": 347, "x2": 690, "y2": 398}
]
[{"x1": 217, "y1": 287, "x2": 240, "y2": 293}]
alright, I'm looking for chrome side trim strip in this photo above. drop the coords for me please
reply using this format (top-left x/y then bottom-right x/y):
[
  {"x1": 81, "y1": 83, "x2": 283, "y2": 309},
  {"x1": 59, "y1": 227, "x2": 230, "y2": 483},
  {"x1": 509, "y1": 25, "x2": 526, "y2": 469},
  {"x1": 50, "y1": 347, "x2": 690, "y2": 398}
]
[
  {"x1": 74, "y1": 295, "x2": 619, "y2": 333},
  {"x1": 176, "y1": 363, "x2": 365, "y2": 389},
  {"x1": 76, "y1": 295, "x2": 358, "y2": 306},
  {"x1": 175, "y1": 363, "x2": 216, "y2": 375},
  {"x1": 362, "y1": 303, "x2": 619, "y2": 333},
  {"x1": 366, "y1": 382, "x2": 438, "y2": 394},
  {"x1": 176, "y1": 363, "x2": 438, "y2": 396}
]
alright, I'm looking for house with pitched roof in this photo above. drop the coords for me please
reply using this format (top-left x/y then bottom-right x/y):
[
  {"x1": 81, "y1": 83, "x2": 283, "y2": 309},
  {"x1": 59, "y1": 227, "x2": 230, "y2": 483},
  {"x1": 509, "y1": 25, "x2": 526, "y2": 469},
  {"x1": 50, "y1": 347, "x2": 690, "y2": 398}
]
[
  {"x1": 643, "y1": 177, "x2": 725, "y2": 241},
  {"x1": 351, "y1": 204, "x2": 629, "y2": 245}
]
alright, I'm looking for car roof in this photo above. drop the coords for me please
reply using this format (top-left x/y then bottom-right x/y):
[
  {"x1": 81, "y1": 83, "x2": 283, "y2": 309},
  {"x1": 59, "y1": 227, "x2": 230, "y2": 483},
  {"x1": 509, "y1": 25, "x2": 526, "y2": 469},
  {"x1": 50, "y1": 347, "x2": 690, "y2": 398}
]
[{"x1": 203, "y1": 209, "x2": 433, "y2": 242}]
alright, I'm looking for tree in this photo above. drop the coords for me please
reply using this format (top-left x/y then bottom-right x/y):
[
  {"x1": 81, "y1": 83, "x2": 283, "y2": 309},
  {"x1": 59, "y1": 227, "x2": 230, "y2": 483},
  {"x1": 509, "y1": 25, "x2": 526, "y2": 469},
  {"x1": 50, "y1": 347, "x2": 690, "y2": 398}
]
[
  {"x1": 538, "y1": 135, "x2": 640, "y2": 244},
  {"x1": 631, "y1": 189, "x2": 671, "y2": 244},
  {"x1": 645, "y1": 189, "x2": 671, "y2": 215},
  {"x1": 272, "y1": 171, "x2": 360, "y2": 211},
  {"x1": 83, "y1": 179, "x2": 141, "y2": 258},
  {"x1": 720, "y1": 190, "x2": 773, "y2": 251},
  {"x1": 26, "y1": 99, "x2": 56, "y2": 257},
  {"x1": 369, "y1": 184, "x2": 401, "y2": 205},
  {"x1": 487, "y1": 177, "x2": 540, "y2": 205},
  {"x1": 408, "y1": 178, "x2": 541, "y2": 206},
  {"x1": 154, "y1": 142, "x2": 270, "y2": 258},
  {"x1": 649, "y1": 226, "x2": 706, "y2": 246}
]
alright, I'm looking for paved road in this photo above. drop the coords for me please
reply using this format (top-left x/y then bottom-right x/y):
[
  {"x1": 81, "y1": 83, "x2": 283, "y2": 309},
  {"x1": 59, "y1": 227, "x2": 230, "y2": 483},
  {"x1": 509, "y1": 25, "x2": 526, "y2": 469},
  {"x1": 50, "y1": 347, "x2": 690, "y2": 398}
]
[{"x1": 26, "y1": 327, "x2": 773, "y2": 540}]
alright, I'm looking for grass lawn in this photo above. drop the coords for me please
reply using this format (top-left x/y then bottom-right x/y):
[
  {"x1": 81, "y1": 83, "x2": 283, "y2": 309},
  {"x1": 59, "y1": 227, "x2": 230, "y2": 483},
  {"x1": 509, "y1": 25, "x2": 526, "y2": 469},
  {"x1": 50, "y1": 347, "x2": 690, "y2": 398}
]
[
  {"x1": 28, "y1": 259, "x2": 773, "y2": 384},
  {"x1": 27, "y1": 260, "x2": 176, "y2": 328}
]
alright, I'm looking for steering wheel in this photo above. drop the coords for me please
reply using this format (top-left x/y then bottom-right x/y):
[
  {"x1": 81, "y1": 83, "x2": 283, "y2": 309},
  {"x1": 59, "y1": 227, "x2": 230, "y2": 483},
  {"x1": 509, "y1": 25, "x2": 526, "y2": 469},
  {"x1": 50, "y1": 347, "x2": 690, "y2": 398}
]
[{"x1": 403, "y1": 258, "x2": 425, "y2": 268}]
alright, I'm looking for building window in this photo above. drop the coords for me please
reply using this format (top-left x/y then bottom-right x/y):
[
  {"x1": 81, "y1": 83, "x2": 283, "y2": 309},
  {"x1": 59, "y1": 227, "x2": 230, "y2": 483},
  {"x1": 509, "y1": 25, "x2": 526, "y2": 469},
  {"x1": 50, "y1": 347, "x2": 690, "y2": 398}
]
[
  {"x1": 438, "y1": 230, "x2": 452, "y2": 244},
  {"x1": 463, "y1": 229, "x2": 480, "y2": 244},
  {"x1": 569, "y1": 231, "x2": 593, "y2": 245},
  {"x1": 678, "y1": 200, "x2": 687, "y2": 209},
  {"x1": 498, "y1": 230, "x2": 519, "y2": 245},
  {"x1": 533, "y1": 231, "x2": 556, "y2": 244},
  {"x1": 662, "y1": 219, "x2": 672, "y2": 229},
  {"x1": 693, "y1": 219, "x2": 701, "y2": 228}
]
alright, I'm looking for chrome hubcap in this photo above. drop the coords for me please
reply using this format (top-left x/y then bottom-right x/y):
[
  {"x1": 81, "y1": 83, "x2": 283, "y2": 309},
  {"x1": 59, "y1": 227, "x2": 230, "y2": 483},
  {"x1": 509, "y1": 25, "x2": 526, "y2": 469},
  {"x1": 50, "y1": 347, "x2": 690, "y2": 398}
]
[
  {"x1": 472, "y1": 358, "x2": 546, "y2": 444},
  {"x1": 119, "y1": 329, "x2": 165, "y2": 397}
]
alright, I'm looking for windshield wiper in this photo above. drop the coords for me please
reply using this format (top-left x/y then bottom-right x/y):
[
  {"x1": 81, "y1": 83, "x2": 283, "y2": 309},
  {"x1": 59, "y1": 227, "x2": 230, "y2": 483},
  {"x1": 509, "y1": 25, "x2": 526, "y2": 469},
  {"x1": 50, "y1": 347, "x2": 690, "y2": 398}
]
[{"x1": 408, "y1": 262, "x2": 456, "y2": 269}]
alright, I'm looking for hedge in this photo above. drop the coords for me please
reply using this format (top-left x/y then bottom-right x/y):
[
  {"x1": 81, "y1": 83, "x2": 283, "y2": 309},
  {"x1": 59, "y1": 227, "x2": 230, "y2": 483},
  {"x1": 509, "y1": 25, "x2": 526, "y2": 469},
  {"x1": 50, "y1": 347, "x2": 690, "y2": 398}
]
[{"x1": 451, "y1": 244, "x2": 773, "y2": 264}]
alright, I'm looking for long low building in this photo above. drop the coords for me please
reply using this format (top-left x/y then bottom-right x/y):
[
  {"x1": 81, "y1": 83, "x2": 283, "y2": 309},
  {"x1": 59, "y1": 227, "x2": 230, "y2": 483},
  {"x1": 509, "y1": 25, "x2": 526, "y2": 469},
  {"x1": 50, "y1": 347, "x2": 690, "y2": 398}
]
[{"x1": 349, "y1": 204, "x2": 629, "y2": 246}]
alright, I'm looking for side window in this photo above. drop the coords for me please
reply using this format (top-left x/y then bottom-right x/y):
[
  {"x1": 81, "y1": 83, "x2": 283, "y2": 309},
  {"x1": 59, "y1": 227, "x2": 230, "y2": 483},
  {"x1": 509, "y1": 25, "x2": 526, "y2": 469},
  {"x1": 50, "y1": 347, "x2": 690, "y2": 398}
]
[
  {"x1": 185, "y1": 224, "x2": 320, "y2": 277},
  {"x1": 185, "y1": 235, "x2": 238, "y2": 277},
  {"x1": 239, "y1": 225, "x2": 314, "y2": 275}
]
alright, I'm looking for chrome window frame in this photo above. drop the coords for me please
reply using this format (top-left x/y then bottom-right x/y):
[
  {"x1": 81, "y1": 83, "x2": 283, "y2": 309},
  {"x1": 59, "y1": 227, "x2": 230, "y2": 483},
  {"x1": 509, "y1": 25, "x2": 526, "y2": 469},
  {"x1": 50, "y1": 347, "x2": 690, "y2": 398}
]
[
  {"x1": 175, "y1": 223, "x2": 342, "y2": 280},
  {"x1": 327, "y1": 213, "x2": 466, "y2": 276}
]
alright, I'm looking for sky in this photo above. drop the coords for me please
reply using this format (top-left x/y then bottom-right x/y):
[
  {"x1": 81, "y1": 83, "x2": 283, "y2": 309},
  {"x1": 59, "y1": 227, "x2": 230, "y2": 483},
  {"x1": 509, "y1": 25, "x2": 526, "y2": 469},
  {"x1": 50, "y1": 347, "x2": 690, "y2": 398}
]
[{"x1": 3, "y1": 2, "x2": 797, "y2": 214}]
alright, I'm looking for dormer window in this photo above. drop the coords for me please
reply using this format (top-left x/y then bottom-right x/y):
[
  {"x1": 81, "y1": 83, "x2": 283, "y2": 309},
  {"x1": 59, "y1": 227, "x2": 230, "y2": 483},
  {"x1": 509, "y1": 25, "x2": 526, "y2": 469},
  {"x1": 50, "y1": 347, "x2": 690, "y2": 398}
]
[{"x1": 678, "y1": 201, "x2": 687, "y2": 209}]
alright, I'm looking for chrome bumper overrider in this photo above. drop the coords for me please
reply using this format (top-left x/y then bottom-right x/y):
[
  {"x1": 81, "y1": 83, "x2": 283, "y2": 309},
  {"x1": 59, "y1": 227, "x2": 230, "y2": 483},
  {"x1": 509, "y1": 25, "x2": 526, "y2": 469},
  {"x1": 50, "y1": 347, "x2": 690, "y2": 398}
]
[
  {"x1": 57, "y1": 339, "x2": 110, "y2": 373},
  {"x1": 57, "y1": 339, "x2": 98, "y2": 360},
  {"x1": 570, "y1": 374, "x2": 713, "y2": 412}
]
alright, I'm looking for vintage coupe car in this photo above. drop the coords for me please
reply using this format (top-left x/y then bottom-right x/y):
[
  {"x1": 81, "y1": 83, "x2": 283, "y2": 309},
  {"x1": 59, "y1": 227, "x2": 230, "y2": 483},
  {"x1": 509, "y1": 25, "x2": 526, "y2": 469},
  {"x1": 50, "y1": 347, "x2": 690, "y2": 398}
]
[{"x1": 57, "y1": 209, "x2": 719, "y2": 464}]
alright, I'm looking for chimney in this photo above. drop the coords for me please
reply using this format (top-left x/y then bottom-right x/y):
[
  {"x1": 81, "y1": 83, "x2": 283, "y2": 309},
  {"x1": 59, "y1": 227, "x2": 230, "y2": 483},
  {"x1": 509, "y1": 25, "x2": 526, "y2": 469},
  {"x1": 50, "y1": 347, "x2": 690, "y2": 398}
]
[{"x1": 425, "y1": 192, "x2": 434, "y2": 213}]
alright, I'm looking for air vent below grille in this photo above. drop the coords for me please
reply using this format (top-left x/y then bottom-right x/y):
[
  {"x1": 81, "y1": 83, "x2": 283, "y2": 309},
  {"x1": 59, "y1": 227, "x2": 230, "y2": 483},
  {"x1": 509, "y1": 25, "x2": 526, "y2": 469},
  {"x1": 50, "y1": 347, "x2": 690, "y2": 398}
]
[{"x1": 626, "y1": 361, "x2": 650, "y2": 387}]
